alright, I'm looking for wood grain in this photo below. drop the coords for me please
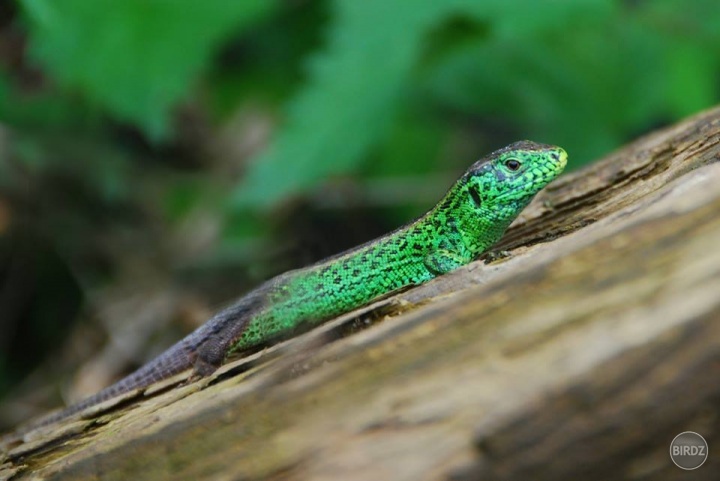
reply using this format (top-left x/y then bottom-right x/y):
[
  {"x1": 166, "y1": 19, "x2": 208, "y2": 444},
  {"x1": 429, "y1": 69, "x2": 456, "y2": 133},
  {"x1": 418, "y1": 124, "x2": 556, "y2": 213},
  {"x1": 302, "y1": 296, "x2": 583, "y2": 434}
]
[{"x1": 2, "y1": 107, "x2": 720, "y2": 481}]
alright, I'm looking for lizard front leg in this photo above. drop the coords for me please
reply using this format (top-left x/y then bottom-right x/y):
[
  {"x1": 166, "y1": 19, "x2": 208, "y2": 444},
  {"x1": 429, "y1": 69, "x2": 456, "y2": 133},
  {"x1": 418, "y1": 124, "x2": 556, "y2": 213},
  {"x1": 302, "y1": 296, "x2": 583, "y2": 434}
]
[{"x1": 423, "y1": 238, "x2": 474, "y2": 276}]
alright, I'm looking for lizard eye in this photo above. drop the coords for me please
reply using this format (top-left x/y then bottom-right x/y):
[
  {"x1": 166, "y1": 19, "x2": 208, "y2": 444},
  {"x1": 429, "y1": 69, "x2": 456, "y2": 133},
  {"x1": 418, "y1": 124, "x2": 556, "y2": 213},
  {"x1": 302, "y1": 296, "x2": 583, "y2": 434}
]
[
  {"x1": 469, "y1": 185, "x2": 483, "y2": 208},
  {"x1": 504, "y1": 158, "x2": 522, "y2": 171}
]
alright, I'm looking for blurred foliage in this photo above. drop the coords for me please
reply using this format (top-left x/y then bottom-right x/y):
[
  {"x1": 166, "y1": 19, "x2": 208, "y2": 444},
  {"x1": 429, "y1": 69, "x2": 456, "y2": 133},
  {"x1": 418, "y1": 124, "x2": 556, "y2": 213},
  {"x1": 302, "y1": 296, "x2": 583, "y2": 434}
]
[
  {"x1": 9, "y1": 0, "x2": 720, "y2": 206},
  {"x1": 1, "y1": 0, "x2": 719, "y2": 412},
  {"x1": 19, "y1": 0, "x2": 276, "y2": 139}
]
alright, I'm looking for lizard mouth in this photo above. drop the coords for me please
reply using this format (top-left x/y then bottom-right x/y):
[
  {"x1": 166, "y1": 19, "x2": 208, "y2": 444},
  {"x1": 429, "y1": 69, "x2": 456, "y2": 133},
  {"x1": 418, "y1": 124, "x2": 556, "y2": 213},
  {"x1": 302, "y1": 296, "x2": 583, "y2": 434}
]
[{"x1": 555, "y1": 148, "x2": 568, "y2": 171}]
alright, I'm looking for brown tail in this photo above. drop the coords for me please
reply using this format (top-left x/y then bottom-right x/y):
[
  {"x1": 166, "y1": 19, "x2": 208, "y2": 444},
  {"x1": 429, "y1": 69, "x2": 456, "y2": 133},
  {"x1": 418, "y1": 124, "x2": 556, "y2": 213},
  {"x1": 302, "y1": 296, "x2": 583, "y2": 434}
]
[
  {"x1": 25, "y1": 339, "x2": 195, "y2": 431},
  {"x1": 22, "y1": 283, "x2": 268, "y2": 433}
]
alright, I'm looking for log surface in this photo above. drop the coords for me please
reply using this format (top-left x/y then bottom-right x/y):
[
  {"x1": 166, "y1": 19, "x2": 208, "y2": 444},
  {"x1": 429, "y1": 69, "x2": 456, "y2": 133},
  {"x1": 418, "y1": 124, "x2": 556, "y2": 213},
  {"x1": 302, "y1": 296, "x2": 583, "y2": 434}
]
[{"x1": 2, "y1": 107, "x2": 720, "y2": 481}]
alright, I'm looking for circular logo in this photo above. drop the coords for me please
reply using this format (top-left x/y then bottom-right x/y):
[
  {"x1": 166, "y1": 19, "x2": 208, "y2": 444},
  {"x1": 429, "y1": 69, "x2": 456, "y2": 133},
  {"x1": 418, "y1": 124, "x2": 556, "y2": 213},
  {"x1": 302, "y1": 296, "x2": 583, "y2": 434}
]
[{"x1": 669, "y1": 431, "x2": 708, "y2": 470}]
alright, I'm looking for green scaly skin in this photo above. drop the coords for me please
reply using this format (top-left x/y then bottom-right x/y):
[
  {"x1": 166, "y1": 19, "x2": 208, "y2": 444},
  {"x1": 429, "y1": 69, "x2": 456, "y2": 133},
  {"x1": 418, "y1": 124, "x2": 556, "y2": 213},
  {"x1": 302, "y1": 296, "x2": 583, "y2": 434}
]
[
  {"x1": 31, "y1": 140, "x2": 566, "y2": 428},
  {"x1": 233, "y1": 140, "x2": 566, "y2": 350}
]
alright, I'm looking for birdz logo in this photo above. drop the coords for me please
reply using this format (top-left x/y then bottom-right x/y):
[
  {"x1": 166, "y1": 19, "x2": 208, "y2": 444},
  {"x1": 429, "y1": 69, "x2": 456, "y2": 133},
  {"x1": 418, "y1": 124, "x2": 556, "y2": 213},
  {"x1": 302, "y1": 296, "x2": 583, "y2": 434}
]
[{"x1": 669, "y1": 432, "x2": 708, "y2": 470}]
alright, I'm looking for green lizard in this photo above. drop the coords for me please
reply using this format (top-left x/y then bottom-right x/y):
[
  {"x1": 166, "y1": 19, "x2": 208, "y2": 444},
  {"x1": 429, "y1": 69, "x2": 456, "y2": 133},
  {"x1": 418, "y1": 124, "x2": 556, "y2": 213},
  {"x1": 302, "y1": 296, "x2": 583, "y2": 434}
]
[{"x1": 37, "y1": 140, "x2": 566, "y2": 425}]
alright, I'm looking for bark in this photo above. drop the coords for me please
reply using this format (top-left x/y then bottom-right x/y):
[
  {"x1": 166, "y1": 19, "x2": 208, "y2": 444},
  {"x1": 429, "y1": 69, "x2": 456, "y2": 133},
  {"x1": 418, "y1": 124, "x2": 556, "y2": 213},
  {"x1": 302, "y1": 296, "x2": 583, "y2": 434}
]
[{"x1": 2, "y1": 107, "x2": 720, "y2": 481}]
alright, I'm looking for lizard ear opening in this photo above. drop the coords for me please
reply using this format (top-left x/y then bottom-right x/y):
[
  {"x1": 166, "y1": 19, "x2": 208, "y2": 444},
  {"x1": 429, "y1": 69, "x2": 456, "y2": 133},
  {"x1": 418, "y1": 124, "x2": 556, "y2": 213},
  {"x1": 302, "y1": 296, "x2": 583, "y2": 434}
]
[{"x1": 469, "y1": 185, "x2": 483, "y2": 208}]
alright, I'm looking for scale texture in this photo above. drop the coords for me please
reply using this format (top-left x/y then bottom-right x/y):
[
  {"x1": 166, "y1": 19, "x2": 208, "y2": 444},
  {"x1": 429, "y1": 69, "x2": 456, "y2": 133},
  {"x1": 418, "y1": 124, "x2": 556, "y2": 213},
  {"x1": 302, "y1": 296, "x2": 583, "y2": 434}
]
[{"x1": 33, "y1": 140, "x2": 566, "y2": 427}]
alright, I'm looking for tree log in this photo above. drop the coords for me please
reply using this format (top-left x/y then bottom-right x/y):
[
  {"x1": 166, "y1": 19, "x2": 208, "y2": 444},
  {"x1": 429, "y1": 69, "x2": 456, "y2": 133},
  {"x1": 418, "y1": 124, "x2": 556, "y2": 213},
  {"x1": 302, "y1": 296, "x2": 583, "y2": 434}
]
[{"x1": 2, "y1": 107, "x2": 720, "y2": 481}]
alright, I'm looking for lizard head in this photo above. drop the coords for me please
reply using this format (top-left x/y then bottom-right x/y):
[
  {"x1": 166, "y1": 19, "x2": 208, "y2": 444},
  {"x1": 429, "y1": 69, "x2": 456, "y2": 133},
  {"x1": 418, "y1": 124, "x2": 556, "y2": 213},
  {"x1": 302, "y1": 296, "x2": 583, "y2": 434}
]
[{"x1": 462, "y1": 140, "x2": 567, "y2": 223}]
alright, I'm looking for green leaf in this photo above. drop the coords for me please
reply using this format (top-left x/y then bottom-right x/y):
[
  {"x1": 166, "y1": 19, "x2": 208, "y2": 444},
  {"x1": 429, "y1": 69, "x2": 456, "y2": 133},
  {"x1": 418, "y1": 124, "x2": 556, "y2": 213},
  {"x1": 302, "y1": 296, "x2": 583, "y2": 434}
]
[
  {"x1": 231, "y1": 0, "x2": 619, "y2": 209},
  {"x1": 232, "y1": 0, "x2": 471, "y2": 209},
  {"x1": 20, "y1": 0, "x2": 276, "y2": 140},
  {"x1": 421, "y1": 0, "x2": 720, "y2": 166}
]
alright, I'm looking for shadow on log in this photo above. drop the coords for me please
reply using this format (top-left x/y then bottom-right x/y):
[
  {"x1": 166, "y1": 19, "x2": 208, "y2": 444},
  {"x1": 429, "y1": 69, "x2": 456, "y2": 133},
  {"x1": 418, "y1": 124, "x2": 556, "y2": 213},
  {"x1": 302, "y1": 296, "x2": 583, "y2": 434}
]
[{"x1": 2, "y1": 107, "x2": 720, "y2": 481}]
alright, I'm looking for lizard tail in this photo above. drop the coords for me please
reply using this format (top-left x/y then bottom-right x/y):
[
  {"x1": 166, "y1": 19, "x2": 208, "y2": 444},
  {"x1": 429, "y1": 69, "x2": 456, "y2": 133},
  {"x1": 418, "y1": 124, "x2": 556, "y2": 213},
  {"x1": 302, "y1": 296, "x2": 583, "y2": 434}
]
[
  {"x1": 26, "y1": 339, "x2": 195, "y2": 430},
  {"x1": 23, "y1": 282, "x2": 268, "y2": 433}
]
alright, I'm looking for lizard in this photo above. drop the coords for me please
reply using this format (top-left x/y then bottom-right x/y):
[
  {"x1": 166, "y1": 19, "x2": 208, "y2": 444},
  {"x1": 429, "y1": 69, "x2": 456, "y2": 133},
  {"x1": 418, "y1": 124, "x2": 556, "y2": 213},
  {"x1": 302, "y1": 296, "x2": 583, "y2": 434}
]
[{"x1": 32, "y1": 140, "x2": 566, "y2": 428}]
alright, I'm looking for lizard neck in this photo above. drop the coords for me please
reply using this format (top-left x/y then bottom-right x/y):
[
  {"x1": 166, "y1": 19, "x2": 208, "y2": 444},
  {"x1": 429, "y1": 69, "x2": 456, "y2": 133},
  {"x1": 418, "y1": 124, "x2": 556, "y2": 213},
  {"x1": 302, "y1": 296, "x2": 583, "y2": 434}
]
[{"x1": 424, "y1": 175, "x2": 519, "y2": 258}]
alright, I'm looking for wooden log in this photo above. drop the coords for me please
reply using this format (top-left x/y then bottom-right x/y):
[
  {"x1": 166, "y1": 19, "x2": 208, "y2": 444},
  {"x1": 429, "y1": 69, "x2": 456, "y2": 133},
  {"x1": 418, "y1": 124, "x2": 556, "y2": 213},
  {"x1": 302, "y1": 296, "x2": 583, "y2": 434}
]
[{"x1": 2, "y1": 107, "x2": 720, "y2": 481}]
